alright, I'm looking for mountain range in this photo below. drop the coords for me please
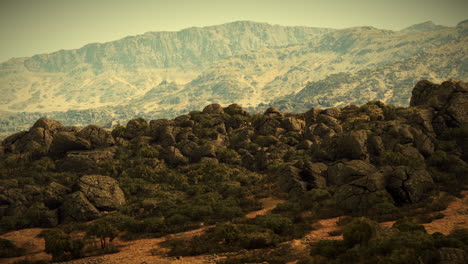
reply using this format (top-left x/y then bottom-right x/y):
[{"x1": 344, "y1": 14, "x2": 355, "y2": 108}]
[{"x1": 0, "y1": 20, "x2": 467, "y2": 137}]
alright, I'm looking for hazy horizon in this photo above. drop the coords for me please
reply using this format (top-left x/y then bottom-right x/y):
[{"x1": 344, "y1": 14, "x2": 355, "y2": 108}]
[{"x1": 1, "y1": 0, "x2": 467, "y2": 63}]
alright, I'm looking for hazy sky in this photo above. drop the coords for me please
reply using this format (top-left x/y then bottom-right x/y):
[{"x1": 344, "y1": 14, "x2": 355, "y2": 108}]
[{"x1": 0, "y1": 0, "x2": 467, "y2": 63}]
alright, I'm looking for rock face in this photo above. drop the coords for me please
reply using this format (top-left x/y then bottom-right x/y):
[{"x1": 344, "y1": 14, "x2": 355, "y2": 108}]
[
  {"x1": 386, "y1": 167, "x2": 434, "y2": 204},
  {"x1": 49, "y1": 132, "x2": 91, "y2": 155},
  {"x1": 77, "y1": 125, "x2": 115, "y2": 148},
  {"x1": 411, "y1": 80, "x2": 468, "y2": 129},
  {"x1": 59, "y1": 148, "x2": 116, "y2": 174},
  {"x1": 60, "y1": 191, "x2": 101, "y2": 222},
  {"x1": 78, "y1": 175, "x2": 126, "y2": 211}
]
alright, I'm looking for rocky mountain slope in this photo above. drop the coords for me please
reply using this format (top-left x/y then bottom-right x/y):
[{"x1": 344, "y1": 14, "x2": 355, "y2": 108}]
[
  {"x1": 0, "y1": 20, "x2": 466, "y2": 138},
  {"x1": 0, "y1": 79, "x2": 466, "y2": 263}
]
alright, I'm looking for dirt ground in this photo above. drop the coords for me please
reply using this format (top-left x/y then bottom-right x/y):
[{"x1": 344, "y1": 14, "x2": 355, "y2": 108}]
[{"x1": 1, "y1": 193, "x2": 466, "y2": 264}]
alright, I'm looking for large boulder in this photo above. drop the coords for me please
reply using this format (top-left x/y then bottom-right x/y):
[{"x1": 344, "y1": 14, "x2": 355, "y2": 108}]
[
  {"x1": 386, "y1": 167, "x2": 434, "y2": 204},
  {"x1": 77, "y1": 125, "x2": 115, "y2": 148},
  {"x1": 203, "y1": 104, "x2": 224, "y2": 115},
  {"x1": 301, "y1": 161, "x2": 328, "y2": 189},
  {"x1": 410, "y1": 80, "x2": 467, "y2": 129},
  {"x1": 49, "y1": 132, "x2": 91, "y2": 155},
  {"x1": 31, "y1": 118, "x2": 64, "y2": 132},
  {"x1": 60, "y1": 191, "x2": 101, "y2": 222},
  {"x1": 314, "y1": 130, "x2": 369, "y2": 161},
  {"x1": 78, "y1": 175, "x2": 126, "y2": 211},
  {"x1": 334, "y1": 172, "x2": 386, "y2": 211},
  {"x1": 327, "y1": 160, "x2": 376, "y2": 185},
  {"x1": 59, "y1": 148, "x2": 116, "y2": 174},
  {"x1": 43, "y1": 182, "x2": 71, "y2": 209},
  {"x1": 125, "y1": 118, "x2": 149, "y2": 139},
  {"x1": 281, "y1": 117, "x2": 305, "y2": 132},
  {"x1": 224, "y1": 103, "x2": 248, "y2": 116},
  {"x1": 2, "y1": 118, "x2": 65, "y2": 155},
  {"x1": 162, "y1": 146, "x2": 188, "y2": 167}
]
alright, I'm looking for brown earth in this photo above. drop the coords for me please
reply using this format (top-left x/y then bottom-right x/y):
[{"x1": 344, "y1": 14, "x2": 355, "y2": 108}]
[{"x1": 1, "y1": 194, "x2": 466, "y2": 264}]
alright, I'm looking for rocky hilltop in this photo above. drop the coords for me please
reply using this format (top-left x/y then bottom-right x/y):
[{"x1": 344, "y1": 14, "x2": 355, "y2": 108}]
[
  {"x1": 0, "y1": 79, "x2": 466, "y2": 222},
  {"x1": 0, "y1": 80, "x2": 466, "y2": 263},
  {"x1": 0, "y1": 20, "x2": 466, "y2": 138}
]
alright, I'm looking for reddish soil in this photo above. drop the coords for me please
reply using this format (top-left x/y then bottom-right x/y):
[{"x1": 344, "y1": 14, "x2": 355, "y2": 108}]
[{"x1": 1, "y1": 193, "x2": 466, "y2": 264}]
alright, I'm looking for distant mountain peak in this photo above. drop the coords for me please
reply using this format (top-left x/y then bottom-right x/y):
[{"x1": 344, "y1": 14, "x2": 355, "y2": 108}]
[{"x1": 402, "y1": 20, "x2": 447, "y2": 32}]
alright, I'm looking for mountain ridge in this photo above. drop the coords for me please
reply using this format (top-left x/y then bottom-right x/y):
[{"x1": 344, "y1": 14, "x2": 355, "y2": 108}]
[{"x1": 0, "y1": 20, "x2": 466, "y2": 139}]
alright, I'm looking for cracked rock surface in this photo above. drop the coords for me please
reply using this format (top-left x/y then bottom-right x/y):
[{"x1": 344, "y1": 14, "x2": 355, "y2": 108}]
[{"x1": 78, "y1": 175, "x2": 126, "y2": 211}]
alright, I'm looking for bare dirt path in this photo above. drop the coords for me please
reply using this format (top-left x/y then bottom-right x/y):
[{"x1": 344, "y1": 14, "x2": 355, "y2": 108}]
[
  {"x1": 0, "y1": 198, "x2": 284, "y2": 264},
  {"x1": 2, "y1": 193, "x2": 466, "y2": 264}
]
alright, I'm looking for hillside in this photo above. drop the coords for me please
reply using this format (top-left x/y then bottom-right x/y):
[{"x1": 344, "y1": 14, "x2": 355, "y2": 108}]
[
  {"x1": 0, "y1": 20, "x2": 466, "y2": 138},
  {"x1": 0, "y1": 80, "x2": 467, "y2": 263}
]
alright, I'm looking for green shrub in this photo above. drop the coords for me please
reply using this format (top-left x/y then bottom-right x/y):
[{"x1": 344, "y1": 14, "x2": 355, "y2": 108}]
[
  {"x1": 392, "y1": 218, "x2": 426, "y2": 233},
  {"x1": 311, "y1": 240, "x2": 347, "y2": 258},
  {"x1": 86, "y1": 220, "x2": 118, "y2": 249},
  {"x1": 342, "y1": 217, "x2": 378, "y2": 246},
  {"x1": 44, "y1": 229, "x2": 84, "y2": 262}
]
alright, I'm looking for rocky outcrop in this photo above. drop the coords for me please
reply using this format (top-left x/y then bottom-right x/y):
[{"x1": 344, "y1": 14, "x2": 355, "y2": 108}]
[
  {"x1": 385, "y1": 167, "x2": 434, "y2": 204},
  {"x1": 59, "y1": 148, "x2": 116, "y2": 174},
  {"x1": 77, "y1": 125, "x2": 115, "y2": 148},
  {"x1": 78, "y1": 175, "x2": 126, "y2": 211},
  {"x1": 203, "y1": 104, "x2": 224, "y2": 115},
  {"x1": 411, "y1": 80, "x2": 468, "y2": 130},
  {"x1": 327, "y1": 160, "x2": 376, "y2": 185},
  {"x1": 49, "y1": 132, "x2": 91, "y2": 155},
  {"x1": 334, "y1": 172, "x2": 386, "y2": 211}
]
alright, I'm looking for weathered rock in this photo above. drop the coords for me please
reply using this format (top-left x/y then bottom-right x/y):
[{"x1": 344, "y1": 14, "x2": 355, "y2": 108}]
[
  {"x1": 315, "y1": 130, "x2": 369, "y2": 161},
  {"x1": 327, "y1": 160, "x2": 376, "y2": 185},
  {"x1": 313, "y1": 123, "x2": 336, "y2": 138},
  {"x1": 410, "y1": 80, "x2": 467, "y2": 129},
  {"x1": 302, "y1": 161, "x2": 328, "y2": 189},
  {"x1": 264, "y1": 107, "x2": 283, "y2": 117},
  {"x1": 125, "y1": 118, "x2": 149, "y2": 139},
  {"x1": 60, "y1": 191, "x2": 101, "y2": 222},
  {"x1": 282, "y1": 117, "x2": 305, "y2": 132},
  {"x1": 334, "y1": 172, "x2": 386, "y2": 211},
  {"x1": 194, "y1": 142, "x2": 217, "y2": 160},
  {"x1": 410, "y1": 80, "x2": 454, "y2": 109},
  {"x1": 163, "y1": 146, "x2": 188, "y2": 166},
  {"x1": 316, "y1": 114, "x2": 343, "y2": 133},
  {"x1": 224, "y1": 103, "x2": 248, "y2": 116},
  {"x1": 203, "y1": 104, "x2": 224, "y2": 115},
  {"x1": 444, "y1": 89, "x2": 468, "y2": 127},
  {"x1": 43, "y1": 182, "x2": 71, "y2": 209},
  {"x1": 49, "y1": 132, "x2": 91, "y2": 155},
  {"x1": 409, "y1": 108, "x2": 435, "y2": 134},
  {"x1": 1, "y1": 131, "x2": 28, "y2": 153},
  {"x1": 78, "y1": 175, "x2": 126, "y2": 211},
  {"x1": 59, "y1": 148, "x2": 116, "y2": 174},
  {"x1": 363, "y1": 104, "x2": 384, "y2": 121},
  {"x1": 77, "y1": 125, "x2": 115, "y2": 148},
  {"x1": 304, "y1": 107, "x2": 321, "y2": 125},
  {"x1": 340, "y1": 130, "x2": 369, "y2": 160},
  {"x1": 368, "y1": 135, "x2": 385, "y2": 156},
  {"x1": 276, "y1": 165, "x2": 307, "y2": 195},
  {"x1": 321, "y1": 107, "x2": 341, "y2": 119},
  {"x1": 257, "y1": 118, "x2": 281, "y2": 136},
  {"x1": 31, "y1": 118, "x2": 64, "y2": 132},
  {"x1": 409, "y1": 127, "x2": 434, "y2": 156},
  {"x1": 386, "y1": 167, "x2": 434, "y2": 204},
  {"x1": 398, "y1": 126, "x2": 414, "y2": 144}
]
